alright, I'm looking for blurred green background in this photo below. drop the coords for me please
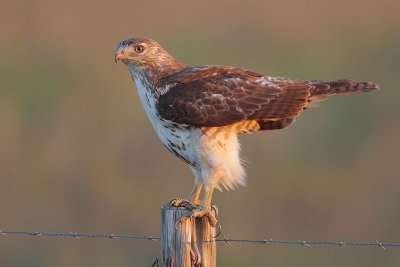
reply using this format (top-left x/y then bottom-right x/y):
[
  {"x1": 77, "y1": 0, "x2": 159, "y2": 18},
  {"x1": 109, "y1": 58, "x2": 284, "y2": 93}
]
[{"x1": 1, "y1": 0, "x2": 399, "y2": 266}]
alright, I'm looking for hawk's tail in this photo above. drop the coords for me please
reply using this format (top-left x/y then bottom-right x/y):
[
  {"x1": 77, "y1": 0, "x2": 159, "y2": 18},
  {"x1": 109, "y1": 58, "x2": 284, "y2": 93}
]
[
  {"x1": 254, "y1": 79, "x2": 379, "y2": 131},
  {"x1": 309, "y1": 79, "x2": 380, "y2": 101}
]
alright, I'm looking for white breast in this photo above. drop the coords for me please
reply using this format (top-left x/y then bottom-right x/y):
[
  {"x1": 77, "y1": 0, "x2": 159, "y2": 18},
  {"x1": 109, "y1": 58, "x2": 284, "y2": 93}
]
[
  {"x1": 128, "y1": 68, "x2": 246, "y2": 190},
  {"x1": 131, "y1": 72, "x2": 198, "y2": 167}
]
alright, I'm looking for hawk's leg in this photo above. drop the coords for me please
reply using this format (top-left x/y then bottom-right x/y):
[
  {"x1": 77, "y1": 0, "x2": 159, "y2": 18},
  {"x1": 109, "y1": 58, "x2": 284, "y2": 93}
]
[
  {"x1": 169, "y1": 181, "x2": 203, "y2": 208},
  {"x1": 188, "y1": 180, "x2": 203, "y2": 205},
  {"x1": 179, "y1": 187, "x2": 218, "y2": 227}
]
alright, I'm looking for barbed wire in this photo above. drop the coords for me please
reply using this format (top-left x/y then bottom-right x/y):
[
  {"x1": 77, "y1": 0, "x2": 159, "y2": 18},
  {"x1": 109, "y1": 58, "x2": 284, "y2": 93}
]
[
  {"x1": 0, "y1": 230, "x2": 160, "y2": 241},
  {"x1": 1, "y1": 229, "x2": 399, "y2": 249}
]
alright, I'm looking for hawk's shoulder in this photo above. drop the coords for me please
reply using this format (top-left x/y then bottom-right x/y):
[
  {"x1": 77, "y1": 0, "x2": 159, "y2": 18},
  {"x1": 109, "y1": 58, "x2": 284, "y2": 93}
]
[{"x1": 157, "y1": 65, "x2": 263, "y2": 86}]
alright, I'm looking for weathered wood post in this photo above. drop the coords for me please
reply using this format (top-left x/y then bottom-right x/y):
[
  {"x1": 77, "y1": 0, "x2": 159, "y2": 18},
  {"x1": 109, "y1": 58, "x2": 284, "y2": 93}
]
[{"x1": 161, "y1": 204, "x2": 217, "y2": 267}]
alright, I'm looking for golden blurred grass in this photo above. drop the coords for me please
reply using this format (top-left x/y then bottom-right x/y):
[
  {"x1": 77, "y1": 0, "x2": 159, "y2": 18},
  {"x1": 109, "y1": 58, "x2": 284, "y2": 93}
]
[{"x1": 0, "y1": 0, "x2": 399, "y2": 266}]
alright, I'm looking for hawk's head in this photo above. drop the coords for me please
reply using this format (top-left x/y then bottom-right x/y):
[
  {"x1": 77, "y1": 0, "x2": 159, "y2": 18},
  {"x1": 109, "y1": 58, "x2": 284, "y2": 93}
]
[
  {"x1": 115, "y1": 37, "x2": 186, "y2": 81},
  {"x1": 115, "y1": 37, "x2": 172, "y2": 67}
]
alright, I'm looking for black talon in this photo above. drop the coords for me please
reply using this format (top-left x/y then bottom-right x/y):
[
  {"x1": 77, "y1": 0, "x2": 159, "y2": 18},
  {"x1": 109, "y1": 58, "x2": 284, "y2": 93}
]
[
  {"x1": 178, "y1": 200, "x2": 191, "y2": 207},
  {"x1": 169, "y1": 198, "x2": 192, "y2": 208}
]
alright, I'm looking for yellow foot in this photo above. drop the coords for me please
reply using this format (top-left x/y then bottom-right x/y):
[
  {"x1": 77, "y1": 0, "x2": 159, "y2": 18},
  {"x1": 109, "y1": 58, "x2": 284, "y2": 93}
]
[
  {"x1": 179, "y1": 205, "x2": 219, "y2": 227},
  {"x1": 169, "y1": 198, "x2": 190, "y2": 207},
  {"x1": 169, "y1": 198, "x2": 202, "y2": 208}
]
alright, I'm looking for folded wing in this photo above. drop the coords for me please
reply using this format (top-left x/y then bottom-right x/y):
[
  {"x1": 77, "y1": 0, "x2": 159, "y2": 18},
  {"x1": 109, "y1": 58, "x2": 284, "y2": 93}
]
[{"x1": 157, "y1": 66, "x2": 312, "y2": 127}]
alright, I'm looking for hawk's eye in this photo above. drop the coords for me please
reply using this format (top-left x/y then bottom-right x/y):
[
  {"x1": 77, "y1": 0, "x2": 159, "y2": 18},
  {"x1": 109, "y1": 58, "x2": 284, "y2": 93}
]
[{"x1": 134, "y1": 45, "x2": 145, "y2": 53}]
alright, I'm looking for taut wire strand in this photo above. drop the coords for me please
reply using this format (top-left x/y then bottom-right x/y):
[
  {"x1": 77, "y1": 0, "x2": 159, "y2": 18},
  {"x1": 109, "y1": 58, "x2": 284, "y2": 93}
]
[{"x1": 1, "y1": 230, "x2": 400, "y2": 248}]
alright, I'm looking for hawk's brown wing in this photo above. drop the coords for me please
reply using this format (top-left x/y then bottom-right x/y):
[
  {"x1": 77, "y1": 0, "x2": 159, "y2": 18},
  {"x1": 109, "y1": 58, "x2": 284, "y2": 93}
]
[{"x1": 157, "y1": 66, "x2": 312, "y2": 127}]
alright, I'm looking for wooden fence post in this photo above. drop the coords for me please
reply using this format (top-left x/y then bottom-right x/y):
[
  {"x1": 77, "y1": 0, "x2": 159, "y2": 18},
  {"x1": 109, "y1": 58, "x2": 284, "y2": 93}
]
[{"x1": 161, "y1": 204, "x2": 217, "y2": 267}]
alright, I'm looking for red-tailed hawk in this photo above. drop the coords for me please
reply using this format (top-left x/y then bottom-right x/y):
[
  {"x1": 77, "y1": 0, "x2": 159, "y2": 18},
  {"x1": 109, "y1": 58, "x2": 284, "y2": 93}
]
[{"x1": 115, "y1": 37, "x2": 379, "y2": 226}]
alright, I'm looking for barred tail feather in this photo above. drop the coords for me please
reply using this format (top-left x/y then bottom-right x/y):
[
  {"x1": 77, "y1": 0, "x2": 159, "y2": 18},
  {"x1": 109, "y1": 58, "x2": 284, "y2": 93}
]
[
  {"x1": 307, "y1": 79, "x2": 380, "y2": 106},
  {"x1": 310, "y1": 79, "x2": 380, "y2": 97}
]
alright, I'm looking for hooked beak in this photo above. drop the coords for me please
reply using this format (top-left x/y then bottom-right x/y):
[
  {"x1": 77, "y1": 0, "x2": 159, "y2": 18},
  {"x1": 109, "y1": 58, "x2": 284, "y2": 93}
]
[{"x1": 114, "y1": 51, "x2": 125, "y2": 63}]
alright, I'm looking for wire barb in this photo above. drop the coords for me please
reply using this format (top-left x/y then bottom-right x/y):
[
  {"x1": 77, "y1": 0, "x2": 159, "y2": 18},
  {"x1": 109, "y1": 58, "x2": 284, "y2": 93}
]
[
  {"x1": 299, "y1": 240, "x2": 310, "y2": 246},
  {"x1": 151, "y1": 258, "x2": 162, "y2": 267},
  {"x1": 376, "y1": 240, "x2": 386, "y2": 250}
]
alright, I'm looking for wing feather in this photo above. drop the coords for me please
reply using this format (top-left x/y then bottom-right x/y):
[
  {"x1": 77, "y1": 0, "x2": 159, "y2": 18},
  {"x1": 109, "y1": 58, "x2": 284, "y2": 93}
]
[{"x1": 157, "y1": 66, "x2": 311, "y2": 127}]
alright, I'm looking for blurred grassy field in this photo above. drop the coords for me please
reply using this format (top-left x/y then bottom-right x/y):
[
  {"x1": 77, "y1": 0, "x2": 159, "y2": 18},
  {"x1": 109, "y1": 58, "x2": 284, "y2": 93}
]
[{"x1": 1, "y1": 0, "x2": 399, "y2": 266}]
